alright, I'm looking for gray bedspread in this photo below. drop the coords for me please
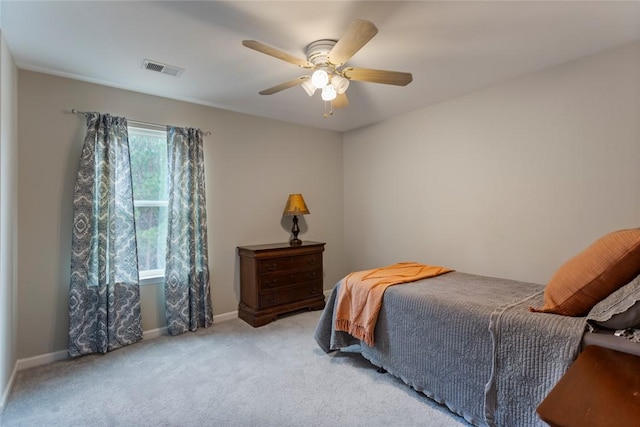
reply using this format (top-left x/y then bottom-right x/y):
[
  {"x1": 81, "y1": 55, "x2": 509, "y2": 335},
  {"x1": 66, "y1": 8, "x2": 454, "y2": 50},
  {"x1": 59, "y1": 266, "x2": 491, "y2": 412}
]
[{"x1": 314, "y1": 272, "x2": 586, "y2": 427}]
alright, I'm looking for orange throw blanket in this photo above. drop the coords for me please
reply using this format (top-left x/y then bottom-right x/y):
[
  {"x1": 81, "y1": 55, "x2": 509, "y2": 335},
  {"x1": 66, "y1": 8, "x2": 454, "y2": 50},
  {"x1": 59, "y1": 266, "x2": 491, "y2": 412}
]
[{"x1": 335, "y1": 262, "x2": 453, "y2": 346}]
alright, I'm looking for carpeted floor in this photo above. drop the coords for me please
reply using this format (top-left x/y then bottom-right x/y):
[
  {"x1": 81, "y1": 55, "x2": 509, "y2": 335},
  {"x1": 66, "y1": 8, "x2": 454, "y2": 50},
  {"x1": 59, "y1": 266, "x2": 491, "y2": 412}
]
[{"x1": 1, "y1": 310, "x2": 469, "y2": 426}]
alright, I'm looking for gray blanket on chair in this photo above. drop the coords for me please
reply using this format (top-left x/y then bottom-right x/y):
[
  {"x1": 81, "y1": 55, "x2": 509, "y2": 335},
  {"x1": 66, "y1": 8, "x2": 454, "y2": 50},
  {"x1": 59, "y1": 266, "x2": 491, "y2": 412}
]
[{"x1": 314, "y1": 272, "x2": 586, "y2": 427}]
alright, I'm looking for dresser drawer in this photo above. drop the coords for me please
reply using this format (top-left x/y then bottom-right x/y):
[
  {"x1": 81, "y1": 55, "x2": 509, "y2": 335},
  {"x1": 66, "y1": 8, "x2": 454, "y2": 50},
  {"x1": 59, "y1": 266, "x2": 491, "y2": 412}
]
[
  {"x1": 259, "y1": 282, "x2": 322, "y2": 309},
  {"x1": 259, "y1": 269, "x2": 321, "y2": 289},
  {"x1": 258, "y1": 253, "x2": 321, "y2": 274}
]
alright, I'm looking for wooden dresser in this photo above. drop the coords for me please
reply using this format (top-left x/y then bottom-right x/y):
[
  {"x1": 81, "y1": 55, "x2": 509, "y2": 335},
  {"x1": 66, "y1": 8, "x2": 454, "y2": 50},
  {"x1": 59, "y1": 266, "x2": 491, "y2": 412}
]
[{"x1": 237, "y1": 241, "x2": 325, "y2": 327}]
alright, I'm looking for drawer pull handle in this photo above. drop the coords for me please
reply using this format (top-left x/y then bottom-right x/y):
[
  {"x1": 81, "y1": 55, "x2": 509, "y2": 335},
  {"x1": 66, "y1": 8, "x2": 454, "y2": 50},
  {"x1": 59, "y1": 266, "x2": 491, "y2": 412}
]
[
  {"x1": 306, "y1": 272, "x2": 317, "y2": 279},
  {"x1": 307, "y1": 259, "x2": 315, "y2": 265},
  {"x1": 266, "y1": 263, "x2": 276, "y2": 272}
]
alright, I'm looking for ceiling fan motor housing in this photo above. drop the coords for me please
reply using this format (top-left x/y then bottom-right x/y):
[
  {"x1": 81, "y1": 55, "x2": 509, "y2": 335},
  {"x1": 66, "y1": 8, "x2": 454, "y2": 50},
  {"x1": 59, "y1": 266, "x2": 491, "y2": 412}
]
[{"x1": 306, "y1": 39, "x2": 337, "y2": 67}]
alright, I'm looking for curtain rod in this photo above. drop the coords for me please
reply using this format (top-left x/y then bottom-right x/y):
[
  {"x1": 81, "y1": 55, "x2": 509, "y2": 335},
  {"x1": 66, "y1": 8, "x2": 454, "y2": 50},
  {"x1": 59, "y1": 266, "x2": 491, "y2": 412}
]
[{"x1": 71, "y1": 109, "x2": 212, "y2": 136}]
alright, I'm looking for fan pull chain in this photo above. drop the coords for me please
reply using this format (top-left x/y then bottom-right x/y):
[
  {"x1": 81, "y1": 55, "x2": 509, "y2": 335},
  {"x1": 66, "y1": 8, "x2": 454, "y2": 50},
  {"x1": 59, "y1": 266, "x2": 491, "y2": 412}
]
[{"x1": 323, "y1": 101, "x2": 334, "y2": 118}]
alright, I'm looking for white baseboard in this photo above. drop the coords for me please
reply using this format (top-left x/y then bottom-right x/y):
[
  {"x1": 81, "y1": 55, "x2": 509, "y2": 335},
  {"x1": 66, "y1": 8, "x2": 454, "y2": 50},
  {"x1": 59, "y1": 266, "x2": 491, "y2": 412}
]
[
  {"x1": 0, "y1": 362, "x2": 18, "y2": 415},
  {"x1": 143, "y1": 326, "x2": 168, "y2": 340},
  {"x1": 214, "y1": 310, "x2": 238, "y2": 323},
  {"x1": 142, "y1": 311, "x2": 238, "y2": 338},
  {"x1": 14, "y1": 310, "x2": 240, "y2": 372},
  {"x1": 16, "y1": 349, "x2": 68, "y2": 372}
]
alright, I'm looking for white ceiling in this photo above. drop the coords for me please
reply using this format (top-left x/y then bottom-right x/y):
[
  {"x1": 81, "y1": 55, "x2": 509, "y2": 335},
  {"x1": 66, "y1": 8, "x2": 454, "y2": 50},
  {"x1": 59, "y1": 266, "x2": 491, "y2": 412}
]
[{"x1": 2, "y1": 1, "x2": 639, "y2": 132}]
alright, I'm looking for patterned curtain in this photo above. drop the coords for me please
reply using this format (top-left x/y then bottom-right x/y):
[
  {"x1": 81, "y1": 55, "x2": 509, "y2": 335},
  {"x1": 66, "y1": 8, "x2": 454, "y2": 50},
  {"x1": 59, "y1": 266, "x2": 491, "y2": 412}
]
[
  {"x1": 165, "y1": 126, "x2": 213, "y2": 335},
  {"x1": 69, "y1": 113, "x2": 142, "y2": 357}
]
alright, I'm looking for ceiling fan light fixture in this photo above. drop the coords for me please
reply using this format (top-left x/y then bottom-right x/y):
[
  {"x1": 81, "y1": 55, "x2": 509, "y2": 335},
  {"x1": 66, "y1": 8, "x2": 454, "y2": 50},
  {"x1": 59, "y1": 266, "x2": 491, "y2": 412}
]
[
  {"x1": 331, "y1": 74, "x2": 350, "y2": 94},
  {"x1": 311, "y1": 69, "x2": 329, "y2": 89},
  {"x1": 243, "y1": 19, "x2": 412, "y2": 118},
  {"x1": 321, "y1": 84, "x2": 337, "y2": 101}
]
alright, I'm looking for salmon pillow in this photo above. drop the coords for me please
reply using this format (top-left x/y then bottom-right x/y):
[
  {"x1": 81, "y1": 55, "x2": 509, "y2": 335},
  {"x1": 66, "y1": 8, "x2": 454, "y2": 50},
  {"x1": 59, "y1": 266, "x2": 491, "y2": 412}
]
[{"x1": 531, "y1": 228, "x2": 640, "y2": 316}]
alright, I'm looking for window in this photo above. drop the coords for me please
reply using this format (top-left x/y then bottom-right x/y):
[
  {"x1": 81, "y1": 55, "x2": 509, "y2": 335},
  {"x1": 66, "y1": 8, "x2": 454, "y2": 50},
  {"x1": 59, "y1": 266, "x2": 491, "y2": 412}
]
[{"x1": 128, "y1": 124, "x2": 168, "y2": 281}]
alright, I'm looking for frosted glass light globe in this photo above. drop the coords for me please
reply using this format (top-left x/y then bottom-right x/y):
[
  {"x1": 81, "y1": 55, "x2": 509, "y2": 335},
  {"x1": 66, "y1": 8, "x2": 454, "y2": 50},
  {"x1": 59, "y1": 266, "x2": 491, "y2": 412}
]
[
  {"x1": 301, "y1": 79, "x2": 317, "y2": 96},
  {"x1": 321, "y1": 84, "x2": 337, "y2": 101},
  {"x1": 311, "y1": 69, "x2": 329, "y2": 89},
  {"x1": 331, "y1": 75, "x2": 350, "y2": 94}
]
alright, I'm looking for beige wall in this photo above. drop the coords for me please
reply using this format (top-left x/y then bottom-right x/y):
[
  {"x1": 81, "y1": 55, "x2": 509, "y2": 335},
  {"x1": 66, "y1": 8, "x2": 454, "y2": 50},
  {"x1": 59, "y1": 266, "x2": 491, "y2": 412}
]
[
  {"x1": 343, "y1": 41, "x2": 640, "y2": 285},
  {"x1": 0, "y1": 30, "x2": 18, "y2": 408},
  {"x1": 17, "y1": 71, "x2": 344, "y2": 359}
]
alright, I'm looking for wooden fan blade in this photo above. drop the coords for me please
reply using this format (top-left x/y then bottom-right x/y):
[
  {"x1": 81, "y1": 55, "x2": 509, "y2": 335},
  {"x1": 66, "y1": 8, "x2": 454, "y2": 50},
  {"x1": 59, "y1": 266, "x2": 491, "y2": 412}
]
[
  {"x1": 332, "y1": 93, "x2": 349, "y2": 109},
  {"x1": 259, "y1": 76, "x2": 309, "y2": 95},
  {"x1": 328, "y1": 19, "x2": 378, "y2": 66},
  {"x1": 342, "y1": 67, "x2": 413, "y2": 86},
  {"x1": 242, "y1": 40, "x2": 311, "y2": 68}
]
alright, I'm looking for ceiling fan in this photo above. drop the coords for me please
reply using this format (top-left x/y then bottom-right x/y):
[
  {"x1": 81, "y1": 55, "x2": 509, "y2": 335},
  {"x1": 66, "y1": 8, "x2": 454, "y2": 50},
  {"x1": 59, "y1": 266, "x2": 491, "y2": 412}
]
[{"x1": 242, "y1": 19, "x2": 413, "y2": 116}]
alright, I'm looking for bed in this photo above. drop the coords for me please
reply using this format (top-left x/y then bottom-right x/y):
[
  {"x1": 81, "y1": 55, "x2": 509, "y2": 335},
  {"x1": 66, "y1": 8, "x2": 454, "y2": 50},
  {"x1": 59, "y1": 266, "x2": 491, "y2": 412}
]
[{"x1": 314, "y1": 230, "x2": 640, "y2": 427}]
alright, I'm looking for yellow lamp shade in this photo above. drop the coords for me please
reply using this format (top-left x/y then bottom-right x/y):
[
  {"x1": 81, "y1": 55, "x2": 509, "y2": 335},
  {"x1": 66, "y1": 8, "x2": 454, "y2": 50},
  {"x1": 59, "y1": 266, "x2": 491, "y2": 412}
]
[{"x1": 283, "y1": 194, "x2": 310, "y2": 216}]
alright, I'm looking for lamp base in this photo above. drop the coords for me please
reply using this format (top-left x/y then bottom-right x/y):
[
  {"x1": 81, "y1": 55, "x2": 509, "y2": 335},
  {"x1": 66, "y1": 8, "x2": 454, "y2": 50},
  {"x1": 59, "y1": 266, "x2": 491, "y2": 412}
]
[{"x1": 290, "y1": 215, "x2": 302, "y2": 246}]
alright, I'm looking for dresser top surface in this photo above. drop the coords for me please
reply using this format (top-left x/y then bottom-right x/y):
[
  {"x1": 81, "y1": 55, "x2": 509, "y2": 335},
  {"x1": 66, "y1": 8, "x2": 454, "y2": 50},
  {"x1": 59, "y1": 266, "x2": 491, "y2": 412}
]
[{"x1": 238, "y1": 241, "x2": 325, "y2": 252}]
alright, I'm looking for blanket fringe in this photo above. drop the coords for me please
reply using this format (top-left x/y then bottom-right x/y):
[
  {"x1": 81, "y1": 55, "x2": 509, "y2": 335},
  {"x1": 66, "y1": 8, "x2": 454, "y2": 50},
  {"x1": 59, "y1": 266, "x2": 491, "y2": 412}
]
[{"x1": 335, "y1": 318, "x2": 375, "y2": 346}]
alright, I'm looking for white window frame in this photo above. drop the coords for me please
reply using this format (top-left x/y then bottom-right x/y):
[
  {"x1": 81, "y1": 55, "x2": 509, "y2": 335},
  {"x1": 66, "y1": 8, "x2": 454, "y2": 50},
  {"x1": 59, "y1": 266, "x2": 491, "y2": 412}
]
[
  {"x1": 135, "y1": 200, "x2": 168, "y2": 282},
  {"x1": 128, "y1": 122, "x2": 168, "y2": 285}
]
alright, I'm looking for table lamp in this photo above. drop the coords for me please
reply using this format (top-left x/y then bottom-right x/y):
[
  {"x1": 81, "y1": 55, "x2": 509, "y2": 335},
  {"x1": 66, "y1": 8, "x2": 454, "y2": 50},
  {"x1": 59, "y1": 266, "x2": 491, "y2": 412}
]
[{"x1": 283, "y1": 194, "x2": 310, "y2": 246}]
